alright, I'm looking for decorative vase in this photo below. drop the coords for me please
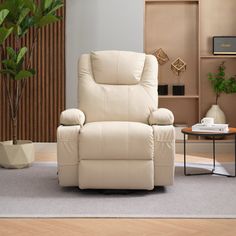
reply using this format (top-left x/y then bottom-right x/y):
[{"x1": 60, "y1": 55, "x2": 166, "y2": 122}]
[
  {"x1": 205, "y1": 104, "x2": 226, "y2": 124},
  {"x1": 0, "y1": 140, "x2": 34, "y2": 169}
]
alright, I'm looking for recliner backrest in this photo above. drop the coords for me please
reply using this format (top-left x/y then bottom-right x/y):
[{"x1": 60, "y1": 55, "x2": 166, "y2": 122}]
[{"x1": 78, "y1": 50, "x2": 158, "y2": 124}]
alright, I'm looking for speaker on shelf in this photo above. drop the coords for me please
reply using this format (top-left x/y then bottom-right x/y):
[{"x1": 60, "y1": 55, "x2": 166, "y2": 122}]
[
  {"x1": 213, "y1": 36, "x2": 236, "y2": 55},
  {"x1": 172, "y1": 84, "x2": 185, "y2": 96},
  {"x1": 158, "y1": 84, "x2": 168, "y2": 95}
]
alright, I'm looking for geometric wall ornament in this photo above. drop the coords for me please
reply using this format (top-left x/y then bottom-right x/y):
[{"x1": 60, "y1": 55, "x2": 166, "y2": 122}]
[
  {"x1": 153, "y1": 48, "x2": 169, "y2": 65},
  {"x1": 171, "y1": 57, "x2": 187, "y2": 76}
]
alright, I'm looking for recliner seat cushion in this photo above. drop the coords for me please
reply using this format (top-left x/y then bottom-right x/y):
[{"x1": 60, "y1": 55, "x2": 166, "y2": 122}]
[{"x1": 79, "y1": 121, "x2": 154, "y2": 160}]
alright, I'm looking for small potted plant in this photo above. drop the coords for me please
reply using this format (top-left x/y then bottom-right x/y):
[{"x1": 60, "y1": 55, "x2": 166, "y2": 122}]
[
  {"x1": 207, "y1": 61, "x2": 236, "y2": 123},
  {"x1": 0, "y1": 0, "x2": 63, "y2": 168}
]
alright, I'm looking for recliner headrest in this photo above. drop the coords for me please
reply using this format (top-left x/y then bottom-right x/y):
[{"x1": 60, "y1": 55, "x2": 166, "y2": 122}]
[{"x1": 91, "y1": 50, "x2": 145, "y2": 85}]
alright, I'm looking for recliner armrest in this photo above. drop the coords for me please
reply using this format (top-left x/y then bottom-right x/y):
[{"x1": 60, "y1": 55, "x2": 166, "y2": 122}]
[
  {"x1": 60, "y1": 109, "x2": 85, "y2": 126},
  {"x1": 149, "y1": 108, "x2": 174, "y2": 125}
]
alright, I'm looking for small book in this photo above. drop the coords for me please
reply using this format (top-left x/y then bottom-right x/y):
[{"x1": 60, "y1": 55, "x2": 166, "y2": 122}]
[{"x1": 192, "y1": 123, "x2": 229, "y2": 133}]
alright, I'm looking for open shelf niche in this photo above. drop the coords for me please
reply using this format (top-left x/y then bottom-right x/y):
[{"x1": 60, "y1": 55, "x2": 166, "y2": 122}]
[{"x1": 145, "y1": 0, "x2": 236, "y2": 132}]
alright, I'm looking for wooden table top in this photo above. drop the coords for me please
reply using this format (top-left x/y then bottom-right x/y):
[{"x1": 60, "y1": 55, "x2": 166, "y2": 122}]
[{"x1": 181, "y1": 127, "x2": 236, "y2": 137}]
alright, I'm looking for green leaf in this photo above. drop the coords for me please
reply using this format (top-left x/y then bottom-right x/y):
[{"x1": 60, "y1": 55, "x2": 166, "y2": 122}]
[
  {"x1": 15, "y1": 69, "x2": 34, "y2": 80},
  {"x1": 16, "y1": 47, "x2": 28, "y2": 64},
  {"x1": 17, "y1": 25, "x2": 22, "y2": 36},
  {"x1": 20, "y1": 16, "x2": 35, "y2": 36},
  {"x1": 34, "y1": 4, "x2": 42, "y2": 18},
  {"x1": 43, "y1": 0, "x2": 53, "y2": 10},
  {"x1": 0, "y1": 27, "x2": 13, "y2": 44},
  {"x1": 28, "y1": 69, "x2": 35, "y2": 75},
  {"x1": 38, "y1": 14, "x2": 59, "y2": 27},
  {"x1": 48, "y1": 1, "x2": 63, "y2": 15},
  {"x1": 24, "y1": 0, "x2": 36, "y2": 13},
  {"x1": 6, "y1": 46, "x2": 16, "y2": 59},
  {"x1": 48, "y1": 5, "x2": 63, "y2": 15},
  {"x1": 17, "y1": 8, "x2": 30, "y2": 24},
  {"x1": 2, "y1": 59, "x2": 16, "y2": 70},
  {"x1": 0, "y1": 9, "x2": 9, "y2": 25},
  {"x1": 0, "y1": 0, "x2": 18, "y2": 23},
  {"x1": 0, "y1": 68, "x2": 16, "y2": 77}
]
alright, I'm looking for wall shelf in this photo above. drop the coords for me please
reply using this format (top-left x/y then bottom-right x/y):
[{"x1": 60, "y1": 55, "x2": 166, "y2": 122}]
[
  {"x1": 145, "y1": 0, "x2": 236, "y2": 129},
  {"x1": 159, "y1": 95, "x2": 199, "y2": 99},
  {"x1": 145, "y1": 0, "x2": 199, "y2": 126},
  {"x1": 200, "y1": 55, "x2": 236, "y2": 59}
]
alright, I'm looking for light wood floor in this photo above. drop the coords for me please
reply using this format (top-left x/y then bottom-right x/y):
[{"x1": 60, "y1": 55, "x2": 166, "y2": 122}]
[
  {"x1": 1, "y1": 150, "x2": 235, "y2": 236},
  {"x1": 1, "y1": 219, "x2": 236, "y2": 236}
]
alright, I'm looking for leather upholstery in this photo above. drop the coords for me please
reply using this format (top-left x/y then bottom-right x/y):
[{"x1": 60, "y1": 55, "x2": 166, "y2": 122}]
[
  {"x1": 153, "y1": 125, "x2": 175, "y2": 186},
  {"x1": 91, "y1": 51, "x2": 146, "y2": 85},
  {"x1": 78, "y1": 51, "x2": 158, "y2": 123},
  {"x1": 149, "y1": 108, "x2": 174, "y2": 125},
  {"x1": 79, "y1": 160, "x2": 154, "y2": 190},
  {"x1": 57, "y1": 50, "x2": 175, "y2": 190},
  {"x1": 60, "y1": 109, "x2": 85, "y2": 126},
  {"x1": 79, "y1": 121, "x2": 153, "y2": 160}
]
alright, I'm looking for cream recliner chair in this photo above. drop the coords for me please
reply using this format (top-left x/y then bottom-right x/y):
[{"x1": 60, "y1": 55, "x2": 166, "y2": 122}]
[{"x1": 57, "y1": 51, "x2": 175, "y2": 190}]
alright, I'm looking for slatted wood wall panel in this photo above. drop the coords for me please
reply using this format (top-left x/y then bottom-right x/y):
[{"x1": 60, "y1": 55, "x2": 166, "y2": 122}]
[{"x1": 0, "y1": 2, "x2": 65, "y2": 142}]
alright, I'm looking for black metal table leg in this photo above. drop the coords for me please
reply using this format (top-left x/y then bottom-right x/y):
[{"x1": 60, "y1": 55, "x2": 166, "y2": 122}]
[
  {"x1": 212, "y1": 136, "x2": 215, "y2": 172},
  {"x1": 182, "y1": 128, "x2": 236, "y2": 177},
  {"x1": 217, "y1": 134, "x2": 236, "y2": 177},
  {"x1": 184, "y1": 133, "x2": 187, "y2": 176},
  {"x1": 183, "y1": 133, "x2": 212, "y2": 176},
  {"x1": 231, "y1": 134, "x2": 236, "y2": 177}
]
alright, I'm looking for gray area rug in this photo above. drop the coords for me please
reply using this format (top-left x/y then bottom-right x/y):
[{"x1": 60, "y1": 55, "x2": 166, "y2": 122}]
[{"x1": 0, "y1": 162, "x2": 236, "y2": 218}]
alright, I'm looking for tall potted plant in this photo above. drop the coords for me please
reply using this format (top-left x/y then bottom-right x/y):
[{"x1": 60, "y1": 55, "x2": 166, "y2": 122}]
[
  {"x1": 207, "y1": 61, "x2": 236, "y2": 123},
  {"x1": 0, "y1": 0, "x2": 63, "y2": 168}
]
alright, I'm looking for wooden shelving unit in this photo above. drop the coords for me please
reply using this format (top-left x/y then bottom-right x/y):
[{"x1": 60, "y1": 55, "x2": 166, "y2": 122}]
[
  {"x1": 159, "y1": 95, "x2": 199, "y2": 99},
  {"x1": 145, "y1": 0, "x2": 236, "y2": 129},
  {"x1": 200, "y1": 55, "x2": 236, "y2": 59}
]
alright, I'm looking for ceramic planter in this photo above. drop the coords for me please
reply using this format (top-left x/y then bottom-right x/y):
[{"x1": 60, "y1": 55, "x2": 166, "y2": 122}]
[
  {"x1": 206, "y1": 104, "x2": 226, "y2": 124},
  {"x1": 0, "y1": 140, "x2": 34, "y2": 169}
]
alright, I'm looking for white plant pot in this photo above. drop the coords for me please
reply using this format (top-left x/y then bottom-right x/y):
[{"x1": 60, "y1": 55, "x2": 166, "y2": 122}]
[
  {"x1": 206, "y1": 104, "x2": 226, "y2": 124},
  {"x1": 0, "y1": 140, "x2": 34, "y2": 169}
]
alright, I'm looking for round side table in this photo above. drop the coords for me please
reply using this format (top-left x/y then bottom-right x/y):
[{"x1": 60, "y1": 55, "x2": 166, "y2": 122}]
[{"x1": 181, "y1": 127, "x2": 236, "y2": 177}]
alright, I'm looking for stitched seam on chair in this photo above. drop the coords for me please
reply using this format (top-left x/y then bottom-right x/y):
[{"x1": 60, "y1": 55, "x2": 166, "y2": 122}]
[
  {"x1": 139, "y1": 55, "x2": 146, "y2": 83},
  {"x1": 127, "y1": 122, "x2": 129, "y2": 159},
  {"x1": 140, "y1": 56, "x2": 157, "y2": 105},
  {"x1": 152, "y1": 127, "x2": 155, "y2": 160},
  {"x1": 142, "y1": 85, "x2": 157, "y2": 106},
  {"x1": 100, "y1": 122, "x2": 104, "y2": 159},
  {"x1": 89, "y1": 53, "x2": 96, "y2": 83},
  {"x1": 117, "y1": 52, "x2": 120, "y2": 84},
  {"x1": 128, "y1": 86, "x2": 130, "y2": 121},
  {"x1": 101, "y1": 85, "x2": 106, "y2": 121}
]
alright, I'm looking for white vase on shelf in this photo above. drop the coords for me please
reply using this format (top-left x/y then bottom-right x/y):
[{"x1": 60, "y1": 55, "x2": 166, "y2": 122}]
[{"x1": 205, "y1": 104, "x2": 226, "y2": 124}]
